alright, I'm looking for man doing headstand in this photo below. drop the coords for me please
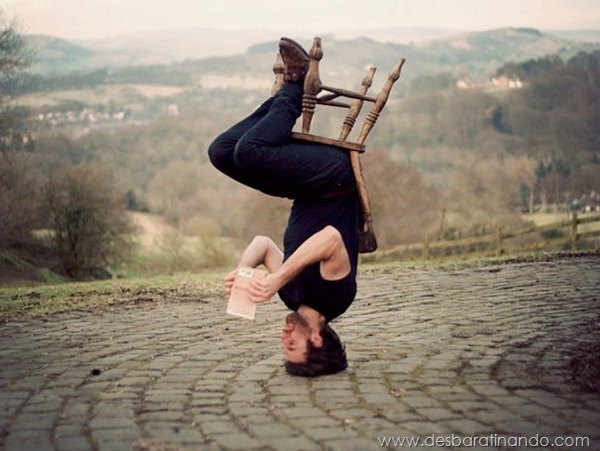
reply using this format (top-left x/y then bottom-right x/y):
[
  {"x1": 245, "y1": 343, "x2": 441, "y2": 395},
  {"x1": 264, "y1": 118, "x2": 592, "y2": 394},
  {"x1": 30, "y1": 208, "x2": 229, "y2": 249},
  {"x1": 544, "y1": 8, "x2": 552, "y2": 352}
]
[{"x1": 208, "y1": 37, "x2": 359, "y2": 377}]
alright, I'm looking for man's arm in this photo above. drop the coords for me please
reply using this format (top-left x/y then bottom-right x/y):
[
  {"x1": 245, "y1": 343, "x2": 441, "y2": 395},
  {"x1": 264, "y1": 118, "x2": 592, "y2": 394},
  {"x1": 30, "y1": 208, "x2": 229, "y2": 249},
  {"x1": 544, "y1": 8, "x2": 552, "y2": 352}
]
[
  {"x1": 247, "y1": 226, "x2": 351, "y2": 303},
  {"x1": 237, "y1": 235, "x2": 284, "y2": 272},
  {"x1": 225, "y1": 235, "x2": 283, "y2": 296}
]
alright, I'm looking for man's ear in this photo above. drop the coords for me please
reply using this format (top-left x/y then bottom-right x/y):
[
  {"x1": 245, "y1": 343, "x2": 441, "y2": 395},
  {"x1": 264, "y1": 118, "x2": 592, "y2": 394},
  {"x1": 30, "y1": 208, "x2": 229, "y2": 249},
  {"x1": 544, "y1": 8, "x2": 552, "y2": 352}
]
[{"x1": 310, "y1": 330, "x2": 323, "y2": 348}]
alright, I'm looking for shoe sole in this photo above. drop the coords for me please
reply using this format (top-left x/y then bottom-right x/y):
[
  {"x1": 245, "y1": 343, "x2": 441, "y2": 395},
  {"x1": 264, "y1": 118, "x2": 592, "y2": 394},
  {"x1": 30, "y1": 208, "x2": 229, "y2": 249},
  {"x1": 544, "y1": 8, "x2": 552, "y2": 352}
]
[{"x1": 279, "y1": 37, "x2": 309, "y2": 59}]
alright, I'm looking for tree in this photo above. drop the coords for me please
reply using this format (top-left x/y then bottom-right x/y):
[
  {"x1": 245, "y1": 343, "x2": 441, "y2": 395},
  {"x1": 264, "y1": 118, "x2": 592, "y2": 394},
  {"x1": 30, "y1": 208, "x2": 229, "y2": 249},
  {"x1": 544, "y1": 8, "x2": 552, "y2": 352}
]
[
  {"x1": 45, "y1": 164, "x2": 133, "y2": 279},
  {"x1": 146, "y1": 160, "x2": 204, "y2": 223},
  {"x1": 0, "y1": 154, "x2": 43, "y2": 247},
  {"x1": 438, "y1": 90, "x2": 496, "y2": 147},
  {"x1": 445, "y1": 155, "x2": 534, "y2": 235},
  {"x1": 362, "y1": 149, "x2": 441, "y2": 247},
  {"x1": 0, "y1": 11, "x2": 32, "y2": 153},
  {"x1": 0, "y1": 12, "x2": 39, "y2": 251}
]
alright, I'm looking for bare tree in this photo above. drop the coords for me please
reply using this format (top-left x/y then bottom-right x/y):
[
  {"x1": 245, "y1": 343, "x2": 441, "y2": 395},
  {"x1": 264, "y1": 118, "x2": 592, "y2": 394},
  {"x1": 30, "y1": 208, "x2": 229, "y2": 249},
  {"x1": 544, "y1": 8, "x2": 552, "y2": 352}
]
[
  {"x1": 363, "y1": 149, "x2": 441, "y2": 247},
  {"x1": 45, "y1": 164, "x2": 133, "y2": 279},
  {"x1": 0, "y1": 11, "x2": 32, "y2": 153},
  {"x1": 0, "y1": 11, "x2": 39, "y2": 250},
  {"x1": 0, "y1": 154, "x2": 43, "y2": 247},
  {"x1": 445, "y1": 155, "x2": 533, "y2": 235}
]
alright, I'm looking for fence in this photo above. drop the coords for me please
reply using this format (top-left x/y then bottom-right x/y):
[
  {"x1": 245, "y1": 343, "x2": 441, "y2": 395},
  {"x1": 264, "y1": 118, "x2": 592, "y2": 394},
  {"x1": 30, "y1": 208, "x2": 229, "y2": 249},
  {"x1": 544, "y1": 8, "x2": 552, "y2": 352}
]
[{"x1": 369, "y1": 213, "x2": 600, "y2": 262}]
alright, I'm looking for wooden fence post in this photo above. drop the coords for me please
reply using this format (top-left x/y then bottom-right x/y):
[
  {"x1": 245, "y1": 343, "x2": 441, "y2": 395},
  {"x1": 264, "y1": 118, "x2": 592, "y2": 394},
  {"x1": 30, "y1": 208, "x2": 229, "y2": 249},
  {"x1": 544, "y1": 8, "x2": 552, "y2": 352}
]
[
  {"x1": 376, "y1": 212, "x2": 600, "y2": 263},
  {"x1": 571, "y1": 213, "x2": 578, "y2": 249},
  {"x1": 496, "y1": 227, "x2": 503, "y2": 256}
]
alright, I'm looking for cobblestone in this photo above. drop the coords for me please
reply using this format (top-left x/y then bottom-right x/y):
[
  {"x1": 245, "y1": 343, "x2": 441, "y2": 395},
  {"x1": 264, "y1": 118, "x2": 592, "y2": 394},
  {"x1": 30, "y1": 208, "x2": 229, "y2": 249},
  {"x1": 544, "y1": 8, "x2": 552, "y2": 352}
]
[{"x1": 1, "y1": 255, "x2": 599, "y2": 450}]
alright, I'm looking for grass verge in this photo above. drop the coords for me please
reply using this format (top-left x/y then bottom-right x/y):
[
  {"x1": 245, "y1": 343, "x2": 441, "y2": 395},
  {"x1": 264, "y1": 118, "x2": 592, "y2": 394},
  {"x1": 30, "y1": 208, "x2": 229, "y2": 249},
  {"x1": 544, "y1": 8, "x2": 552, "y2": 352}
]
[
  {"x1": 2, "y1": 250, "x2": 598, "y2": 321},
  {"x1": 0, "y1": 270, "x2": 225, "y2": 321}
]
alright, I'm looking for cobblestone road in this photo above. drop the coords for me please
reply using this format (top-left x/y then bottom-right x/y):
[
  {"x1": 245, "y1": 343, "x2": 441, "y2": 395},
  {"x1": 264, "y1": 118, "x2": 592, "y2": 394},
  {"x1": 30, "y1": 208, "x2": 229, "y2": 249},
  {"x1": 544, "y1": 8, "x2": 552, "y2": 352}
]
[{"x1": 1, "y1": 256, "x2": 599, "y2": 451}]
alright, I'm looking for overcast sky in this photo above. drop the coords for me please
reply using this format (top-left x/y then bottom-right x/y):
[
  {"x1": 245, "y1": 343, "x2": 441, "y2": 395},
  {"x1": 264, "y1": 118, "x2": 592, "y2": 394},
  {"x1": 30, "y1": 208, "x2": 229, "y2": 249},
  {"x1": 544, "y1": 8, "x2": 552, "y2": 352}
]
[{"x1": 1, "y1": 0, "x2": 598, "y2": 40}]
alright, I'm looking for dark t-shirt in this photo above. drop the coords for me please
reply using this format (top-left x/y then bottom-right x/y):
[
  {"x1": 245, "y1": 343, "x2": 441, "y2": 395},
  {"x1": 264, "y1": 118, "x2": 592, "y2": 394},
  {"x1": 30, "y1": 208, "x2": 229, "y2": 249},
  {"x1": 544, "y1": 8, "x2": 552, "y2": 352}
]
[{"x1": 277, "y1": 193, "x2": 360, "y2": 322}]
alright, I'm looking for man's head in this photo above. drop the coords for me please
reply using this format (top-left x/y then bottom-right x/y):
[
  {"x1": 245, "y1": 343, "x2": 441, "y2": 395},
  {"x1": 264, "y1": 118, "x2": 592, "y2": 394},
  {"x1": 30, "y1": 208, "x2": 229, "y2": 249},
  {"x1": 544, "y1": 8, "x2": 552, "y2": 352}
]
[{"x1": 281, "y1": 312, "x2": 347, "y2": 377}]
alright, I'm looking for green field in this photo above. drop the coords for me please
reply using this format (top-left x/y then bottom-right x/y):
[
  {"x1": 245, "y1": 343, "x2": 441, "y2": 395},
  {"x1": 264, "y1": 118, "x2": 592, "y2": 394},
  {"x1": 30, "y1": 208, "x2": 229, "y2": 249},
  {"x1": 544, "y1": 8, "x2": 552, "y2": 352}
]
[{"x1": 525, "y1": 211, "x2": 600, "y2": 233}]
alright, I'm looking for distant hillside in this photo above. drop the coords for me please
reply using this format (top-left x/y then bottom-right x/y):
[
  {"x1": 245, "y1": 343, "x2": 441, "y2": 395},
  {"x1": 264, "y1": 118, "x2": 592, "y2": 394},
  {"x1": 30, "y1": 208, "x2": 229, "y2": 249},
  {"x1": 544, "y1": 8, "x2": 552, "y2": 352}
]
[
  {"x1": 409, "y1": 27, "x2": 599, "y2": 80},
  {"x1": 24, "y1": 28, "x2": 284, "y2": 75},
  {"x1": 23, "y1": 27, "x2": 600, "y2": 83},
  {"x1": 170, "y1": 28, "x2": 600, "y2": 86},
  {"x1": 546, "y1": 29, "x2": 600, "y2": 43},
  {"x1": 78, "y1": 28, "x2": 280, "y2": 64},
  {"x1": 25, "y1": 35, "x2": 96, "y2": 74},
  {"x1": 330, "y1": 26, "x2": 461, "y2": 43}
]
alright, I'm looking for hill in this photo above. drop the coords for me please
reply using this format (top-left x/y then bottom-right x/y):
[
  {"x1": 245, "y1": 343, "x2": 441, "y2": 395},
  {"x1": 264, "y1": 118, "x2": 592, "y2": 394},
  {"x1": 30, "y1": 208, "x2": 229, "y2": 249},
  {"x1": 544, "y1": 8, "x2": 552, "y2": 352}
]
[
  {"x1": 23, "y1": 27, "x2": 600, "y2": 83},
  {"x1": 409, "y1": 27, "x2": 598, "y2": 80},
  {"x1": 25, "y1": 35, "x2": 95, "y2": 74}
]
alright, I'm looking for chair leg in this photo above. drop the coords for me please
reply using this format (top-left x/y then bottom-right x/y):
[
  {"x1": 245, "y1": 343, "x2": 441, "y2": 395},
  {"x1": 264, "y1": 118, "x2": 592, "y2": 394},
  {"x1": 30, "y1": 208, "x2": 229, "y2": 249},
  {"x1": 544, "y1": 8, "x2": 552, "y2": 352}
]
[
  {"x1": 352, "y1": 154, "x2": 378, "y2": 253},
  {"x1": 338, "y1": 67, "x2": 378, "y2": 253},
  {"x1": 353, "y1": 59, "x2": 405, "y2": 253},
  {"x1": 339, "y1": 67, "x2": 376, "y2": 141},
  {"x1": 301, "y1": 37, "x2": 323, "y2": 134}
]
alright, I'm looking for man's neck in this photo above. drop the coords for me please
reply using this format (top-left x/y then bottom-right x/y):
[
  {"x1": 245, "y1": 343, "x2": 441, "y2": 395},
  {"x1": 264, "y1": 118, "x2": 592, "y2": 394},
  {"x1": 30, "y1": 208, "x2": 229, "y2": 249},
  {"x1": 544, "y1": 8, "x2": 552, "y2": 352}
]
[{"x1": 298, "y1": 305, "x2": 325, "y2": 331}]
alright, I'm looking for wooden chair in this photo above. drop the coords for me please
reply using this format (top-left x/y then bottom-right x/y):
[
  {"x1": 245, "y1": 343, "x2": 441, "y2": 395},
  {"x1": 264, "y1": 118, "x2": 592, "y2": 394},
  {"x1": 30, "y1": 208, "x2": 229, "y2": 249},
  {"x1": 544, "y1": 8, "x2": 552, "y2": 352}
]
[{"x1": 272, "y1": 37, "x2": 405, "y2": 253}]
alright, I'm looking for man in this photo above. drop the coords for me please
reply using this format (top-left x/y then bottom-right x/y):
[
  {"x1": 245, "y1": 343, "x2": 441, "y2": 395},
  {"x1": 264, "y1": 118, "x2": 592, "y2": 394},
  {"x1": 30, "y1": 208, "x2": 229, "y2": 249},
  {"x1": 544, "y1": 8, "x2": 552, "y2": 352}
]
[{"x1": 208, "y1": 37, "x2": 359, "y2": 377}]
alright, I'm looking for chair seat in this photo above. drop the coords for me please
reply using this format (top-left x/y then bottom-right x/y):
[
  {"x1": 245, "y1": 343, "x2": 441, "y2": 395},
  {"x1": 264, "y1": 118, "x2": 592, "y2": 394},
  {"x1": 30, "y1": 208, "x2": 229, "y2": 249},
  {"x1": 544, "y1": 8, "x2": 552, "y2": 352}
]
[{"x1": 290, "y1": 132, "x2": 365, "y2": 153}]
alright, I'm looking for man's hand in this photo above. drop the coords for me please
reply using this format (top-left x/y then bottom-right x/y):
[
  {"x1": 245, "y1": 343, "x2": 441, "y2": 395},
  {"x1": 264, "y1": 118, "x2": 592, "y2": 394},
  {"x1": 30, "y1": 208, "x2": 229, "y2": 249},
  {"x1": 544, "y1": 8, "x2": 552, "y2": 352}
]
[
  {"x1": 224, "y1": 235, "x2": 284, "y2": 300},
  {"x1": 248, "y1": 273, "x2": 281, "y2": 304},
  {"x1": 224, "y1": 269, "x2": 237, "y2": 297},
  {"x1": 225, "y1": 268, "x2": 279, "y2": 303}
]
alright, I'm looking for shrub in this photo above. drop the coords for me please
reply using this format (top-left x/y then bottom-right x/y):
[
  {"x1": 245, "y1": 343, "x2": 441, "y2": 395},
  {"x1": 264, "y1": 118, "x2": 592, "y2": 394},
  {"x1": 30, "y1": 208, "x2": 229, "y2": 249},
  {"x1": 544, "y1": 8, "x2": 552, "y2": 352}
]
[
  {"x1": 45, "y1": 164, "x2": 133, "y2": 279},
  {"x1": 540, "y1": 228, "x2": 565, "y2": 241}
]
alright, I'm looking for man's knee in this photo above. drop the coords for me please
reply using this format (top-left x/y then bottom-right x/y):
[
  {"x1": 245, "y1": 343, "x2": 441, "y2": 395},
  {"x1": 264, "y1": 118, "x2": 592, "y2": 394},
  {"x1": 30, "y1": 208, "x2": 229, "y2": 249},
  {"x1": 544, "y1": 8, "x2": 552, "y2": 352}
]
[
  {"x1": 233, "y1": 137, "x2": 262, "y2": 170},
  {"x1": 208, "y1": 134, "x2": 231, "y2": 170}
]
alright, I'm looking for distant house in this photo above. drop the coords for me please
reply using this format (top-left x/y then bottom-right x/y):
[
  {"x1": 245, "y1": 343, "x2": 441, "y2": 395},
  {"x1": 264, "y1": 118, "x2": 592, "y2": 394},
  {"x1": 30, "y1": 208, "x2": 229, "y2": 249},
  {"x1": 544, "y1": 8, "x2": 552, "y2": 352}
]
[
  {"x1": 168, "y1": 104, "x2": 179, "y2": 117},
  {"x1": 456, "y1": 75, "x2": 524, "y2": 91},
  {"x1": 580, "y1": 190, "x2": 600, "y2": 212}
]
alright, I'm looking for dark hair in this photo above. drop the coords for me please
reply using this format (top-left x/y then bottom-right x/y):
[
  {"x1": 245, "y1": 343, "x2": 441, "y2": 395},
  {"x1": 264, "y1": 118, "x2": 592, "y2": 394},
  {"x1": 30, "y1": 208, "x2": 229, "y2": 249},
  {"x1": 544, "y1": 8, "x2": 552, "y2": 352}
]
[{"x1": 284, "y1": 324, "x2": 347, "y2": 377}]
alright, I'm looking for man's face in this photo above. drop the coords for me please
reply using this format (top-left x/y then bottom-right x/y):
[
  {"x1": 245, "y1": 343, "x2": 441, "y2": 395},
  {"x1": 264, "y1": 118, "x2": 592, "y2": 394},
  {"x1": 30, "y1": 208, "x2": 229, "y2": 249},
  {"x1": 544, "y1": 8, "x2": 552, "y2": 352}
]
[{"x1": 280, "y1": 312, "x2": 310, "y2": 363}]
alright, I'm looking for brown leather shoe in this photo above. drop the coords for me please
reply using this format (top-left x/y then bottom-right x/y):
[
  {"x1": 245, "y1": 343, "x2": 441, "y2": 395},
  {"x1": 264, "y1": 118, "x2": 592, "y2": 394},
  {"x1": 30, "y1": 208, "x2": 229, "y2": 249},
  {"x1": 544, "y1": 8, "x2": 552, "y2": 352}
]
[{"x1": 279, "y1": 37, "x2": 309, "y2": 83}]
